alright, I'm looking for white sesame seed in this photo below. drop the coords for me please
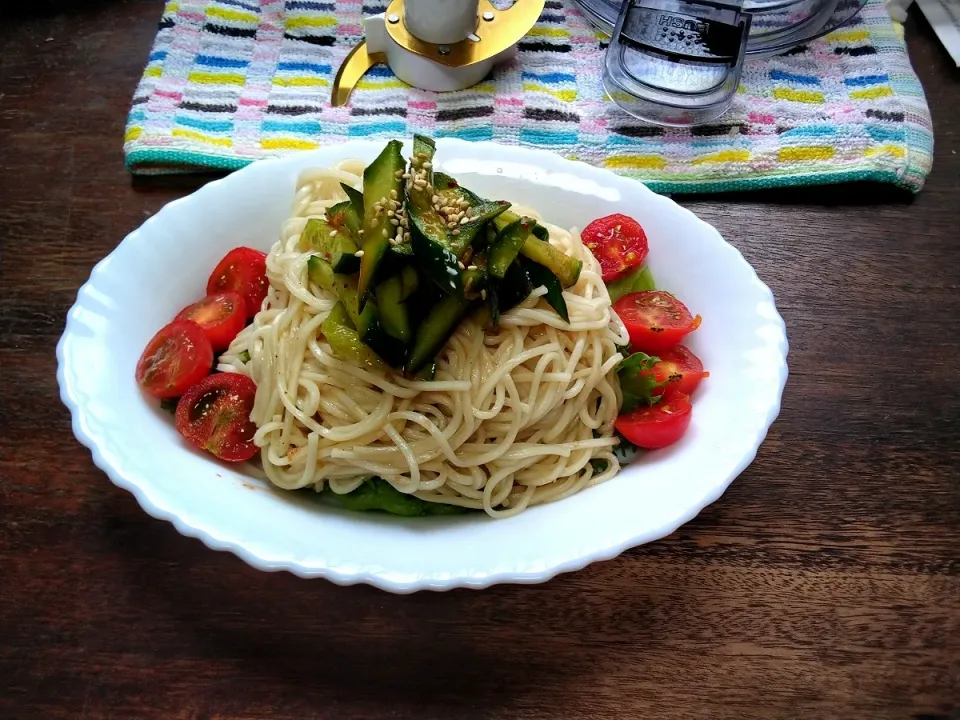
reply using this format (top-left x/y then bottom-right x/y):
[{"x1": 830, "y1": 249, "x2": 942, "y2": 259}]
[
  {"x1": 329, "y1": 229, "x2": 338, "y2": 236},
  {"x1": 460, "y1": 217, "x2": 470, "y2": 225},
  {"x1": 370, "y1": 218, "x2": 379, "y2": 228},
  {"x1": 402, "y1": 172, "x2": 411, "y2": 179},
  {"x1": 390, "y1": 189, "x2": 398, "y2": 200},
  {"x1": 387, "y1": 210, "x2": 395, "y2": 217},
  {"x1": 390, "y1": 218, "x2": 400, "y2": 226},
  {"x1": 481, "y1": 289, "x2": 487, "y2": 300},
  {"x1": 354, "y1": 250, "x2": 364, "y2": 257},
  {"x1": 467, "y1": 264, "x2": 478, "y2": 271},
  {"x1": 423, "y1": 161, "x2": 432, "y2": 169},
  {"x1": 452, "y1": 229, "x2": 461, "y2": 236},
  {"x1": 458, "y1": 261, "x2": 466, "y2": 270},
  {"x1": 403, "y1": 232, "x2": 410, "y2": 242},
  {"x1": 382, "y1": 228, "x2": 389, "y2": 237}
]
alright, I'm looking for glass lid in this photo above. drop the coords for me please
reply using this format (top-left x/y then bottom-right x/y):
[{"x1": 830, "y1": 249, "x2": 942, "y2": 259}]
[{"x1": 576, "y1": 0, "x2": 868, "y2": 55}]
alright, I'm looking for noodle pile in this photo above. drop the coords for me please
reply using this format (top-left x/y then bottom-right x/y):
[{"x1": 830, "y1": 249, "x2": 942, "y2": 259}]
[{"x1": 219, "y1": 161, "x2": 629, "y2": 518}]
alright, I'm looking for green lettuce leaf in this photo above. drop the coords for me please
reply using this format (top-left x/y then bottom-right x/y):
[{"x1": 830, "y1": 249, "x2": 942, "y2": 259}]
[{"x1": 617, "y1": 351, "x2": 667, "y2": 413}]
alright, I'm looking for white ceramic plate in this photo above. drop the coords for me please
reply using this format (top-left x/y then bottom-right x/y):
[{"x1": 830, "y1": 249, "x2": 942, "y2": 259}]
[{"x1": 57, "y1": 139, "x2": 787, "y2": 593}]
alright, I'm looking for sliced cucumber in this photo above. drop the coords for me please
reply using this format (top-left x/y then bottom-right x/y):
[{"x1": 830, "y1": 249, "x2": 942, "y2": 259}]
[
  {"x1": 494, "y1": 257, "x2": 534, "y2": 315},
  {"x1": 307, "y1": 253, "x2": 337, "y2": 293},
  {"x1": 607, "y1": 265, "x2": 656, "y2": 302},
  {"x1": 309, "y1": 256, "x2": 404, "y2": 366},
  {"x1": 519, "y1": 235, "x2": 582, "y2": 288},
  {"x1": 376, "y1": 273, "x2": 413, "y2": 343},
  {"x1": 522, "y1": 257, "x2": 569, "y2": 323},
  {"x1": 494, "y1": 209, "x2": 550, "y2": 242},
  {"x1": 326, "y1": 199, "x2": 361, "y2": 239},
  {"x1": 308, "y1": 256, "x2": 377, "y2": 335},
  {"x1": 406, "y1": 294, "x2": 472, "y2": 373},
  {"x1": 410, "y1": 224, "x2": 463, "y2": 296},
  {"x1": 358, "y1": 140, "x2": 405, "y2": 309},
  {"x1": 300, "y1": 218, "x2": 360, "y2": 274},
  {"x1": 321, "y1": 302, "x2": 386, "y2": 371},
  {"x1": 340, "y1": 182, "x2": 364, "y2": 217},
  {"x1": 489, "y1": 217, "x2": 532, "y2": 279},
  {"x1": 413, "y1": 362, "x2": 437, "y2": 381},
  {"x1": 408, "y1": 162, "x2": 507, "y2": 295}
]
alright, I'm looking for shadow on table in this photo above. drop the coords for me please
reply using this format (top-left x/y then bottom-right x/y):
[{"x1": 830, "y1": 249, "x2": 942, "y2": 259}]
[{"x1": 102, "y1": 487, "x2": 719, "y2": 714}]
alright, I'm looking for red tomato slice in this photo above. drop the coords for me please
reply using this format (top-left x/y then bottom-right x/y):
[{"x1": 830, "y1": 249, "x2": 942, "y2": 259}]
[
  {"x1": 581, "y1": 213, "x2": 649, "y2": 282},
  {"x1": 648, "y1": 345, "x2": 709, "y2": 399},
  {"x1": 613, "y1": 290, "x2": 702, "y2": 354},
  {"x1": 207, "y1": 247, "x2": 269, "y2": 320},
  {"x1": 174, "y1": 291, "x2": 246, "y2": 352},
  {"x1": 615, "y1": 393, "x2": 693, "y2": 450},
  {"x1": 136, "y1": 320, "x2": 213, "y2": 399},
  {"x1": 175, "y1": 372, "x2": 259, "y2": 462}
]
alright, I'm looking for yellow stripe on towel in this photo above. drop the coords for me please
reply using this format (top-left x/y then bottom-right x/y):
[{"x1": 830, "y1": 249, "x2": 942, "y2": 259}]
[
  {"x1": 778, "y1": 146, "x2": 835, "y2": 162},
  {"x1": 262, "y1": 138, "x2": 319, "y2": 151},
  {"x1": 826, "y1": 29, "x2": 870, "y2": 43},
  {"x1": 273, "y1": 76, "x2": 329, "y2": 87},
  {"x1": 693, "y1": 150, "x2": 751, "y2": 164},
  {"x1": 187, "y1": 72, "x2": 246, "y2": 85},
  {"x1": 527, "y1": 27, "x2": 571, "y2": 38},
  {"x1": 522, "y1": 83, "x2": 576, "y2": 102},
  {"x1": 172, "y1": 129, "x2": 233, "y2": 147},
  {"x1": 866, "y1": 144, "x2": 906, "y2": 158},
  {"x1": 850, "y1": 86, "x2": 894, "y2": 100},
  {"x1": 206, "y1": 6, "x2": 258, "y2": 23},
  {"x1": 285, "y1": 16, "x2": 337, "y2": 29},
  {"x1": 605, "y1": 155, "x2": 667, "y2": 170},
  {"x1": 773, "y1": 88, "x2": 825, "y2": 103}
]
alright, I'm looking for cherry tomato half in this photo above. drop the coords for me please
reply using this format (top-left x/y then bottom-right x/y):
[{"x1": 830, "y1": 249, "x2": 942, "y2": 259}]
[
  {"x1": 581, "y1": 213, "x2": 649, "y2": 283},
  {"x1": 647, "y1": 345, "x2": 709, "y2": 399},
  {"x1": 175, "y1": 372, "x2": 259, "y2": 462},
  {"x1": 207, "y1": 247, "x2": 269, "y2": 320},
  {"x1": 174, "y1": 291, "x2": 246, "y2": 352},
  {"x1": 615, "y1": 392, "x2": 693, "y2": 450},
  {"x1": 135, "y1": 320, "x2": 213, "y2": 399},
  {"x1": 613, "y1": 290, "x2": 702, "y2": 354}
]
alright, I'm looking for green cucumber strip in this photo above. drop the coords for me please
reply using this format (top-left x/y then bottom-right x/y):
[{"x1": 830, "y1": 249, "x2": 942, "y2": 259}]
[
  {"x1": 523, "y1": 257, "x2": 569, "y2": 323},
  {"x1": 519, "y1": 235, "x2": 582, "y2": 288},
  {"x1": 321, "y1": 303, "x2": 385, "y2": 370},
  {"x1": 607, "y1": 265, "x2": 656, "y2": 302},
  {"x1": 489, "y1": 218, "x2": 532, "y2": 279}
]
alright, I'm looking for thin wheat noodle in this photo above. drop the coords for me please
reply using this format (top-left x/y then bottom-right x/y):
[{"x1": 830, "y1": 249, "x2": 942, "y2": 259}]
[{"x1": 218, "y1": 161, "x2": 629, "y2": 517}]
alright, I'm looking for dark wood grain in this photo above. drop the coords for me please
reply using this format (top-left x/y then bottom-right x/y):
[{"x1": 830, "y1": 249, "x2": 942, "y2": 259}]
[{"x1": 1, "y1": 2, "x2": 958, "y2": 719}]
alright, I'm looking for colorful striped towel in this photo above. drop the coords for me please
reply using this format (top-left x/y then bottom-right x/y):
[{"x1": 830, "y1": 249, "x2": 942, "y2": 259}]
[{"x1": 125, "y1": 0, "x2": 934, "y2": 194}]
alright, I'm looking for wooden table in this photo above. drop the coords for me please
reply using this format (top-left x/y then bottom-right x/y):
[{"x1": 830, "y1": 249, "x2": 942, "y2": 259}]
[{"x1": 2, "y1": 2, "x2": 958, "y2": 718}]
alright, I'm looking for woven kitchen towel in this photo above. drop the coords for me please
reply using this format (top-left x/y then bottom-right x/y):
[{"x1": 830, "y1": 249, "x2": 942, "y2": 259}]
[{"x1": 124, "y1": 0, "x2": 934, "y2": 193}]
